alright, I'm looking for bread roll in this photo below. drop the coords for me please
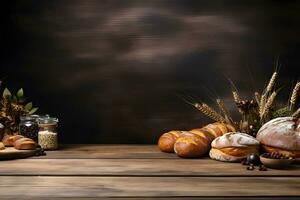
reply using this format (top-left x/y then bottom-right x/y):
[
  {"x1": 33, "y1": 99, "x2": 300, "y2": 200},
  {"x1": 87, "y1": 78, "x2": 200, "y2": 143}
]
[
  {"x1": 256, "y1": 117, "x2": 300, "y2": 157},
  {"x1": 13, "y1": 138, "x2": 37, "y2": 150},
  {"x1": 209, "y1": 132, "x2": 260, "y2": 162},
  {"x1": 0, "y1": 142, "x2": 5, "y2": 150},
  {"x1": 3, "y1": 135, "x2": 24, "y2": 146},
  {"x1": 158, "y1": 131, "x2": 184, "y2": 153},
  {"x1": 173, "y1": 122, "x2": 234, "y2": 158}
]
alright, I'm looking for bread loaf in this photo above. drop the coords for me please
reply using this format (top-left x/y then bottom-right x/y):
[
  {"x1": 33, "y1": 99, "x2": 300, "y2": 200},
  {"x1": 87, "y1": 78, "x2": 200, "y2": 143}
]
[
  {"x1": 256, "y1": 117, "x2": 300, "y2": 158},
  {"x1": 158, "y1": 131, "x2": 184, "y2": 153},
  {"x1": 2, "y1": 135, "x2": 24, "y2": 146},
  {"x1": 173, "y1": 122, "x2": 235, "y2": 158},
  {"x1": 209, "y1": 132, "x2": 260, "y2": 162},
  {"x1": 0, "y1": 142, "x2": 5, "y2": 150},
  {"x1": 13, "y1": 137, "x2": 37, "y2": 150}
]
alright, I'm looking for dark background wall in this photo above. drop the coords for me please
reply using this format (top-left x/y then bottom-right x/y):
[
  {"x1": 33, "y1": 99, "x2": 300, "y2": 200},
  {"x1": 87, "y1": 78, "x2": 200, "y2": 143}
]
[{"x1": 1, "y1": 0, "x2": 299, "y2": 143}]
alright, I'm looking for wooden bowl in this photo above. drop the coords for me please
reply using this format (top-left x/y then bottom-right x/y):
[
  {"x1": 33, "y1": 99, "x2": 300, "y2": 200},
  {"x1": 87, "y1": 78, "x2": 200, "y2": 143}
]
[{"x1": 260, "y1": 156, "x2": 294, "y2": 169}]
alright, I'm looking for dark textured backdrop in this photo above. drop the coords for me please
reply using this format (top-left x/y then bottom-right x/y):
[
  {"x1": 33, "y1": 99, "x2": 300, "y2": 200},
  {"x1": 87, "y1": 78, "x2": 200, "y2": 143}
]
[{"x1": 1, "y1": 0, "x2": 300, "y2": 143}]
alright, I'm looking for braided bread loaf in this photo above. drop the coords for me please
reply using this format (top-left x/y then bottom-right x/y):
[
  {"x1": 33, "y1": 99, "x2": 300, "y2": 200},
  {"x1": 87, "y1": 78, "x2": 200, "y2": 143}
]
[{"x1": 158, "y1": 122, "x2": 235, "y2": 158}]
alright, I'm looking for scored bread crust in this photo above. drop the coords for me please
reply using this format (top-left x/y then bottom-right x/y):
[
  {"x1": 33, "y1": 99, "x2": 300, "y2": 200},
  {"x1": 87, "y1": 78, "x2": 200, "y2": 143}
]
[
  {"x1": 219, "y1": 146, "x2": 259, "y2": 157},
  {"x1": 262, "y1": 144, "x2": 300, "y2": 158},
  {"x1": 209, "y1": 148, "x2": 247, "y2": 162},
  {"x1": 256, "y1": 117, "x2": 300, "y2": 151},
  {"x1": 174, "y1": 132, "x2": 209, "y2": 158},
  {"x1": 158, "y1": 130, "x2": 184, "y2": 153}
]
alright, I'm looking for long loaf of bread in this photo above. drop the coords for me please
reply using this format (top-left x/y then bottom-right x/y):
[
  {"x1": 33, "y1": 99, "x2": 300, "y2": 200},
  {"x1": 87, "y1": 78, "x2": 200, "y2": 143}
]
[{"x1": 158, "y1": 122, "x2": 236, "y2": 158}]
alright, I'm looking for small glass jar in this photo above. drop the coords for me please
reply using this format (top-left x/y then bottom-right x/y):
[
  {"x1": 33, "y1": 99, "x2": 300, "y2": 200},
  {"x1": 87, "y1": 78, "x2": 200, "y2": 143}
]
[
  {"x1": 19, "y1": 116, "x2": 39, "y2": 142},
  {"x1": 38, "y1": 117, "x2": 59, "y2": 150}
]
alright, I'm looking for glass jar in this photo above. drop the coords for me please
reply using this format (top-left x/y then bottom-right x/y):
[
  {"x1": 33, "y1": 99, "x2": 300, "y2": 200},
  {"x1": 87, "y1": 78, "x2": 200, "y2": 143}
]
[
  {"x1": 19, "y1": 116, "x2": 39, "y2": 142},
  {"x1": 38, "y1": 117, "x2": 59, "y2": 150}
]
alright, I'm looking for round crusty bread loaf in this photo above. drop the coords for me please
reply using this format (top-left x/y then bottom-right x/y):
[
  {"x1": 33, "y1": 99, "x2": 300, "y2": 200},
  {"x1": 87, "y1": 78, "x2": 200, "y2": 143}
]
[
  {"x1": 210, "y1": 132, "x2": 260, "y2": 162},
  {"x1": 256, "y1": 117, "x2": 300, "y2": 151},
  {"x1": 211, "y1": 132, "x2": 260, "y2": 149}
]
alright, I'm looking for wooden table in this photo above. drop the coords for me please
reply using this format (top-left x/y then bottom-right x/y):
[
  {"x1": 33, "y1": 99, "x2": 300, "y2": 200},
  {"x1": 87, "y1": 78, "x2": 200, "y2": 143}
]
[{"x1": 0, "y1": 145, "x2": 300, "y2": 200}]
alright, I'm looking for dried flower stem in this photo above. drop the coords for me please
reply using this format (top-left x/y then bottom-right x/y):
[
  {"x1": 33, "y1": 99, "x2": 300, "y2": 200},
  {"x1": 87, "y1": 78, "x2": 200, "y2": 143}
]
[
  {"x1": 216, "y1": 99, "x2": 233, "y2": 124},
  {"x1": 290, "y1": 82, "x2": 300, "y2": 111},
  {"x1": 232, "y1": 91, "x2": 241, "y2": 103},
  {"x1": 292, "y1": 108, "x2": 300, "y2": 118}
]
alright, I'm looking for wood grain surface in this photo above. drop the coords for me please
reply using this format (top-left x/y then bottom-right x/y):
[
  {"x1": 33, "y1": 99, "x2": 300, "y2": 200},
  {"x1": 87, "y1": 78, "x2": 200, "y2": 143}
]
[
  {"x1": 0, "y1": 145, "x2": 299, "y2": 199},
  {"x1": 0, "y1": 147, "x2": 40, "y2": 160},
  {"x1": 0, "y1": 158, "x2": 299, "y2": 176}
]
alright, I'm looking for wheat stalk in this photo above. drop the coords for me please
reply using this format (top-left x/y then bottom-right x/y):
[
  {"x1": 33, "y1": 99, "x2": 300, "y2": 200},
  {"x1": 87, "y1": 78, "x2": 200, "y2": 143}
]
[
  {"x1": 216, "y1": 99, "x2": 233, "y2": 124},
  {"x1": 259, "y1": 93, "x2": 267, "y2": 117},
  {"x1": 266, "y1": 72, "x2": 277, "y2": 94},
  {"x1": 232, "y1": 91, "x2": 241, "y2": 103},
  {"x1": 261, "y1": 91, "x2": 277, "y2": 118},
  {"x1": 254, "y1": 92, "x2": 261, "y2": 105},
  {"x1": 292, "y1": 108, "x2": 300, "y2": 118},
  {"x1": 194, "y1": 103, "x2": 225, "y2": 122},
  {"x1": 290, "y1": 82, "x2": 300, "y2": 111}
]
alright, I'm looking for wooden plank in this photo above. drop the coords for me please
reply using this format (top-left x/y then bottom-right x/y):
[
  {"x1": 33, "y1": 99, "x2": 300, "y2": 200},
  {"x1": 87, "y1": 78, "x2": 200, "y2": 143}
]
[
  {"x1": 0, "y1": 158, "x2": 299, "y2": 176},
  {"x1": 0, "y1": 176, "x2": 299, "y2": 197},
  {"x1": 1, "y1": 198, "x2": 299, "y2": 200},
  {"x1": 36, "y1": 144, "x2": 178, "y2": 159}
]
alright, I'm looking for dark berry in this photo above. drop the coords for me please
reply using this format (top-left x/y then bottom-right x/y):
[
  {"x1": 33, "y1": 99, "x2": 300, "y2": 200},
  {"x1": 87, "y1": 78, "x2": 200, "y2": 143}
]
[
  {"x1": 247, "y1": 153, "x2": 260, "y2": 165},
  {"x1": 259, "y1": 165, "x2": 267, "y2": 171}
]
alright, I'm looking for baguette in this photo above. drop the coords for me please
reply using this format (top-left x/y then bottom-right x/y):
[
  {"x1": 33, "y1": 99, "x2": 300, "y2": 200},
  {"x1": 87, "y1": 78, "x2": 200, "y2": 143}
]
[
  {"x1": 158, "y1": 131, "x2": 184, "y2": 153},
  {"x1": 158, "y1": 122, "x2": 236, "y2": 158}
]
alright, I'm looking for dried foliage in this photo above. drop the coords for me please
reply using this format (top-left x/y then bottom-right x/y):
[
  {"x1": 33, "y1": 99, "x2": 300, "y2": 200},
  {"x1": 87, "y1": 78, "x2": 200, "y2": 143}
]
[{"x1": 0, "y1": 86, "x2": 38, "y2": 139}]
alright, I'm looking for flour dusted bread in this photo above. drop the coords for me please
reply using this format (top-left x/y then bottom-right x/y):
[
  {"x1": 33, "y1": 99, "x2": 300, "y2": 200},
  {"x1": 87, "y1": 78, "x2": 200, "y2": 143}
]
[
  {"x1": 209, "y1": 132, "x2": 260, "y2": 162},
  {"x1": 256, "y1": 117, "x2": 300, "y2": 157}
]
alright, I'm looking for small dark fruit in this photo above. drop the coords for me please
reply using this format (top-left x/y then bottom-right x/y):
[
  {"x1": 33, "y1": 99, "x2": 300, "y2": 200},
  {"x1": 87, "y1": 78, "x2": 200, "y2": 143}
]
[
  {"x1": 247, "y1": 153, "x2": 260, "y2": 165},
  {"x1": 259, "y1": 165, "x2": 267, "y2": 171}
]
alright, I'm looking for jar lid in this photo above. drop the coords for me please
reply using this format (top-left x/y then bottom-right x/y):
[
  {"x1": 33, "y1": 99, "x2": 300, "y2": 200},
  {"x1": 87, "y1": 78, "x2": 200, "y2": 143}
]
[
  {"x1": 31, "y1": 114, "x2": 50, "y2": 119},
  {"x1": 38, "y1": 117, "x2": 59, "y2": 124},
  {"x1": 20, "y1": 116, "x2": 37, "y2": 121}
]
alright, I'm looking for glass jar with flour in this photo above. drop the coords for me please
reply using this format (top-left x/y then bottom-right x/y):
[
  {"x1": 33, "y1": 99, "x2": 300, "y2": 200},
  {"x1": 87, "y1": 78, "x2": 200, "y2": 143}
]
[{"x1": 38, "y1": 117, "x2": 59, "y2": 150}]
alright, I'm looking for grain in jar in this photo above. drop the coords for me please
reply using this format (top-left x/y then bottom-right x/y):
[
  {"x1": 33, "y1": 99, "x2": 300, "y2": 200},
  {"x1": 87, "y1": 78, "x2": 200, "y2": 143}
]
[{"x1": 38, "y1": 117, "x2": 59, "y2": 150}]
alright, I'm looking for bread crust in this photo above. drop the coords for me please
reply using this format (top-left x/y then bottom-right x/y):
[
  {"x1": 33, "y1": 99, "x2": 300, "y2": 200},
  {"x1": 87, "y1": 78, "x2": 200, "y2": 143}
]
[
  {"x1": 262, "y1": 144, "x2": 300, "y2": 158},
  {"x1": 158, "y1": 131, "x2": 183, "y2": 153},
  {"x1": 257, "y1": 117, "x2": 300, "y2": 151},
  {"x1": 209, "y1": 148, "x2": 246, "y2": 162},
  {"x1": 219, "y1": 146, "x2": 259, "y2": 157},
  {"x1": 174, "y1": 132, "x2": 209, "y2": 158},
  {"x1": 13, "y1": 138, "x2": 37, "y2": 150},
  {"x1": 189, "y1": 129, "x2": 214, "y2": 143},
  {"x1": 3, "y1": 135, "x2": 24, "y2": 146},
  {"x1": 0, "y1": 142, "x2": 5, "y2": 150}
]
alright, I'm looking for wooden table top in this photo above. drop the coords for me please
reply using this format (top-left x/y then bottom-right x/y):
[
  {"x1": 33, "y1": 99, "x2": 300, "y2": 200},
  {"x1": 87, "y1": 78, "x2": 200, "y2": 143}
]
[{"x1": 0, "y1": 144, "x2": 300, "y2": 200}]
